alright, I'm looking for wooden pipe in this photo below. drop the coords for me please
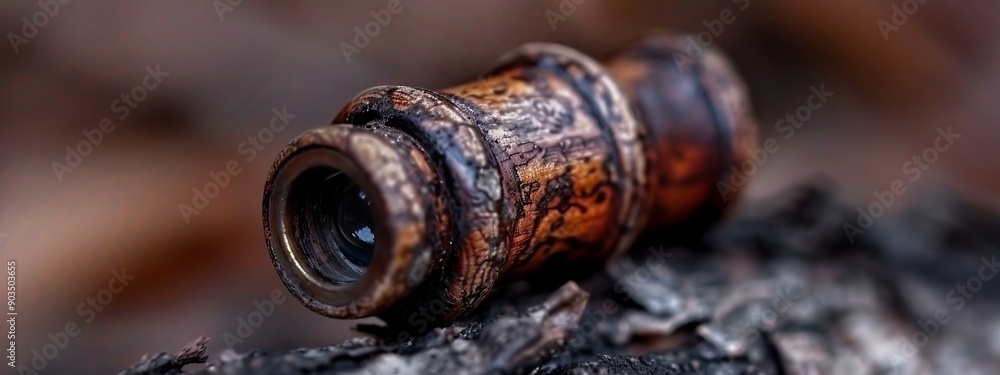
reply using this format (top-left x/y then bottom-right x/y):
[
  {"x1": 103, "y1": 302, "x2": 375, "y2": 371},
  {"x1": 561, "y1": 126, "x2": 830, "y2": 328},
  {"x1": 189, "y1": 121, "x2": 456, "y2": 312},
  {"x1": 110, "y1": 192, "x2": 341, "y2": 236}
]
[{"x1": 263, "y1": 34, "x2": 758, "y2": 327}]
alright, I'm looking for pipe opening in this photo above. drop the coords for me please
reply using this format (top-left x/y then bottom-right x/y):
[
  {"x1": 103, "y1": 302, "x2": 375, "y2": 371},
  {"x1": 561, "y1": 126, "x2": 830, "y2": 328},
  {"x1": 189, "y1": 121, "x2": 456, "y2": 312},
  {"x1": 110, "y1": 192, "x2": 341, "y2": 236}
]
[
  {"x1": 287, "y1": 165, "x2": 378, "y2": 285},
  {"x1": 266, "y1": 125, "x2": 435, "y2": 317}
]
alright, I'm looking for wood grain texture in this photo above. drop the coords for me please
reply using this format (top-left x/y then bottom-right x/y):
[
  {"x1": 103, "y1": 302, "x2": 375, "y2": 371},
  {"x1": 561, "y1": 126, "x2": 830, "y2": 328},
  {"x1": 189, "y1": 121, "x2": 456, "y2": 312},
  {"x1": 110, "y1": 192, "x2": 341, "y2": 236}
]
[{"x1": 264, "y1": 33, "x2": 758, "y2": 327}]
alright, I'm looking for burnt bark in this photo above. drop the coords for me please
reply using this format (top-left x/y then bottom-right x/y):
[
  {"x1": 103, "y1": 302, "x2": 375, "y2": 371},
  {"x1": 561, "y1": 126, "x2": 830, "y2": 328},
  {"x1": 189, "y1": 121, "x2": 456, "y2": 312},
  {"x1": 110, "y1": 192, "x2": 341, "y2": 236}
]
[{"x1": 121, "y1": 181, "x2": 1000, "y2": 374}]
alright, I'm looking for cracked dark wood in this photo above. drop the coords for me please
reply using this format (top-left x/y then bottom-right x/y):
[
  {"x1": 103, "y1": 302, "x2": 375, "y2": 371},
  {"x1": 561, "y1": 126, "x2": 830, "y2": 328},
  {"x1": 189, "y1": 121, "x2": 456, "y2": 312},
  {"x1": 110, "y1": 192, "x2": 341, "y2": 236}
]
[{"x1": 126, "y1": 182, "x2": 1000, "y2": 374}]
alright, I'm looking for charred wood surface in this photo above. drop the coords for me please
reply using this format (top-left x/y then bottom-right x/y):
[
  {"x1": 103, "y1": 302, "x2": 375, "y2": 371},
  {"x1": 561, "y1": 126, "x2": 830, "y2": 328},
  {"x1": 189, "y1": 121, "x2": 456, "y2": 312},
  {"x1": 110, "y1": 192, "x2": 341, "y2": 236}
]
[{"x1": 121, "y1": 182, "x2": 1000, "y2": 374}]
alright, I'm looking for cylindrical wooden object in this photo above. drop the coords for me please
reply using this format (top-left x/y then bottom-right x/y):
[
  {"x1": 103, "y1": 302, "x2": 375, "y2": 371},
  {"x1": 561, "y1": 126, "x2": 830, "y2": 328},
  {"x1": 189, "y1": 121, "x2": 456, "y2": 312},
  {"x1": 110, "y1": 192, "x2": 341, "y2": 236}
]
[{"x1": 263, "y1": 34, "x2": 757, "y2": 326}]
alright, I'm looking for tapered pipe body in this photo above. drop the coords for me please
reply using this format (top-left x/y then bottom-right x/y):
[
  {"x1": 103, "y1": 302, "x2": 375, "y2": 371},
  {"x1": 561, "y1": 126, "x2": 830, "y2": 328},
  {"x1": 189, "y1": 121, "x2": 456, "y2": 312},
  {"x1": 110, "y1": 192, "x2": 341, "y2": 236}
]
[{"x1": 263, "y1": 34, "x2": 757, "y2": 327}]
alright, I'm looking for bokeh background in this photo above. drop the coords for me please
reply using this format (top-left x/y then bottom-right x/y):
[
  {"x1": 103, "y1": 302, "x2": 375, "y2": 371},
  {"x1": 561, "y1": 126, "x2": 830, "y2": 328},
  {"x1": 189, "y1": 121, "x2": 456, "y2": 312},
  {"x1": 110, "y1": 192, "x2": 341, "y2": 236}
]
[{"x1": 1, "y1": 1, "x2": 998, "y2": 373}]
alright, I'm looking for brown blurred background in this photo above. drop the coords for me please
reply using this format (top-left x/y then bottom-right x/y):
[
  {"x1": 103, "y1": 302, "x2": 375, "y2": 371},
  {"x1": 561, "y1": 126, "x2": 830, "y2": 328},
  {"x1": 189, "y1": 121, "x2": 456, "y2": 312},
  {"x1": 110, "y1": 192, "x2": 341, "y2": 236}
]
[{"x1": 1, "y1": 1, "x2": 998, "y2": 373}]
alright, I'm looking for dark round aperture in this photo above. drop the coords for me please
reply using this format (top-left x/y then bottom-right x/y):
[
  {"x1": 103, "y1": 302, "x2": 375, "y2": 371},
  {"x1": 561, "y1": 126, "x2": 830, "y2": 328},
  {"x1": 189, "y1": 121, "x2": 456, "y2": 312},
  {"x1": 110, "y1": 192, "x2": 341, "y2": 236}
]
[
  {"x1": 333, "y1": 182, "x2": 375, "y2": 267},
  {"x1": 288, "y1": 166, "x2": 378, "y2": 284}
]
